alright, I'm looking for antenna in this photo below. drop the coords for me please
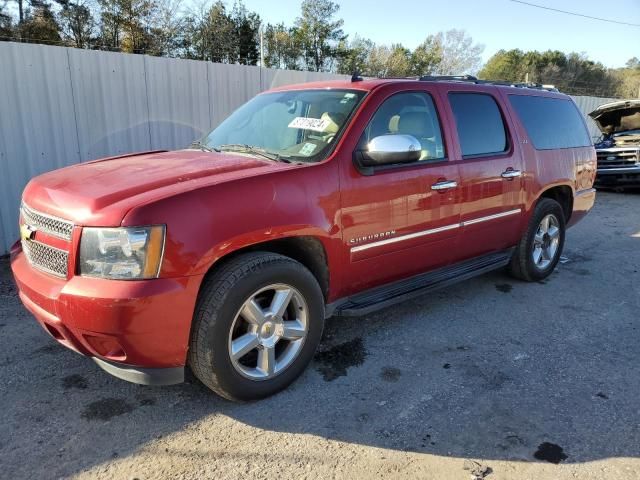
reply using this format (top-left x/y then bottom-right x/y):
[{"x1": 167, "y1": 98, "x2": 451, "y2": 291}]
[{"x1": 351, "y1": 70, "x2": 363, "y2": 82}]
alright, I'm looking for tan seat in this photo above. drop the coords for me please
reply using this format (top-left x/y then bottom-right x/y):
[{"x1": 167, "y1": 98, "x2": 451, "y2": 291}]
[{"x1": 396, "y1": 112, "x2": 437, "y2": 160}]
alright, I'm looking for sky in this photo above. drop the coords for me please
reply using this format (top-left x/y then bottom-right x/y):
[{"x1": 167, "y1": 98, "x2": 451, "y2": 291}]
[{"x1": 243, "y1": 0, "x2": 640, "y2": 68}]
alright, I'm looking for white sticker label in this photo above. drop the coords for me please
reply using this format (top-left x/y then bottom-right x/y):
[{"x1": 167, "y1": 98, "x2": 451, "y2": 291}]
[
  {"x1": 299, "y1": 143, "x2": 318, "y2": 156},
  {"x1": 288, "y1": 117, "x2": 331, "y2": 132},
  {"x1": 340, "y1": 92, "x2": 357, "y2": 103}
]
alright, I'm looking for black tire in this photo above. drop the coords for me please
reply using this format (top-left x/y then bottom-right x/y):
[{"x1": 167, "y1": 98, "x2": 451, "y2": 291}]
[
  {"x1": 189, "y1": 252, "x2": 325, "y2": 401},
  {"x1": 508, "y1": 198, "x2": 566, "y2": 282}
]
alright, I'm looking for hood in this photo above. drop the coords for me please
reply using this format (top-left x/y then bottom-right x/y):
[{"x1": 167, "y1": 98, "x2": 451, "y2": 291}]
[
  {"x1": 22, "y1": 150, "x2": 291, "y2": 225},
  {"x1": 589, "y1": 100, "x2": 640, "y2": 135}
]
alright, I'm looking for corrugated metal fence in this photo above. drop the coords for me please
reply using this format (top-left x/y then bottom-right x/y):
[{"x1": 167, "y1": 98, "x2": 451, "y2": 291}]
[
  {"x1": 0, "y1": 42, "x2": 625, "y2": 254},
  {"x1": 0, "y1": 42, "x2": 348, "y2": 254}
]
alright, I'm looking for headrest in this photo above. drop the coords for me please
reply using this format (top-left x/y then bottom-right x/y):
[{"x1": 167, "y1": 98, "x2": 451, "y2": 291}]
[
  {"x1": 321, "y1": 112, "x2": 345, "y2": 135},
  {"x1": 398, "y1": 112, "x2": 434, "y2": 138},
  {"x1": 388, "y1": 115, "x2": 400, "y2": 133}
]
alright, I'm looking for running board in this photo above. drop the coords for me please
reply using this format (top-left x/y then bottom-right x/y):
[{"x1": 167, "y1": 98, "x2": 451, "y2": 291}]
[{"x1": 329, "y1": 249, "x2": 513, "y2": 317}]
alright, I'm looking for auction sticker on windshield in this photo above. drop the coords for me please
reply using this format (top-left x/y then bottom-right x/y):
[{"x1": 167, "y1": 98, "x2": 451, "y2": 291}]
[{"x1": 288, "y1": 117, "x2": 332, "y2": 132}]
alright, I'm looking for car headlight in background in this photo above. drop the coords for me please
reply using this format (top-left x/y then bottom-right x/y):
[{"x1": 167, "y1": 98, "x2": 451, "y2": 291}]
[{"x1": 79, "y1": 226, "x2": 165, "y2": 279}]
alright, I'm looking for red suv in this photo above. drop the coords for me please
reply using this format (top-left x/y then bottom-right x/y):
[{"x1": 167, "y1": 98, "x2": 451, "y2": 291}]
[{"x1": 11, "y1": 76, "x2": 596, "y2": 401}]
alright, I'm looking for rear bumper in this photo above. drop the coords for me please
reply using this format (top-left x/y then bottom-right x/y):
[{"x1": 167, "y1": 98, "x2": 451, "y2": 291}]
[
  {"x1": 10, "y1": 243, "x2": 203, "y2": 376},
  {"x1": 596, "y1": 166, "x2": 640, "y2": 186},
  {"x1": 568, "y1": 187, "x2": 596, "y2": 228}
]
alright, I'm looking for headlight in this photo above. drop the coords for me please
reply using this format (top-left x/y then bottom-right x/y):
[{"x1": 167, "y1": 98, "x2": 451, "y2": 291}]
[{"x1": 79, "y1": 226, "x2": 165, "y2": 280}]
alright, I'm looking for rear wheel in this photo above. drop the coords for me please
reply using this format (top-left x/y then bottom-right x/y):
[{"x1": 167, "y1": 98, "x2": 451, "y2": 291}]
[
  {"x1": 189, "y1": 252, "x2": 324, "y2": 401},
  {"x1": 509, "y1": 198, "x2": 565, "y2": 282}
]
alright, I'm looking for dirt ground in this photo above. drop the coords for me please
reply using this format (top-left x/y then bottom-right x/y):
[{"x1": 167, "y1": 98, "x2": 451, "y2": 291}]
[{"x1": 1, "y1": 190, "x2": 639, "y2": 480}]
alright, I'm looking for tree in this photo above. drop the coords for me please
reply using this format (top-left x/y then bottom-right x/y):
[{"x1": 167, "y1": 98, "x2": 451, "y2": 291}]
[
  {"x1": 335, "y1": 34, "x2": 373, "y2": 75},
  {"x1": 56, "y1": 0, "x2": 95, "y2": 48},
  {"x1": 363, "y1": 43, "x2": 411, "y2": 77},
  {"x1": 479, "y1": 49, "x2": 620, "y2": 97},
  {"x1": 431, "y1": 29, "x2": 483, "y2": 75},
  {"x1": 611, "y1": 58, "x2": 640, "y2": 98},
  {"x1": 410, "y1": 35, "x2": 442, "y2": 76},
  {"x1": 19, "y1": 0, "x2": 62, "y2": 44},
  {"x1": 0, "y1": 0, "x2": 14, "y2": 39},
  {"x1": 263, "y1": 22, "x2": 300, "y2": 69},
  {"x1": 230, "y1": 0, "x2": 259, "y2": 65},
  {"x1": 147, "y1": 0, "x2": 183, "y2": 56},
  {"x1": 294, "y1": 0, "x2": 345, "y2": 72}
]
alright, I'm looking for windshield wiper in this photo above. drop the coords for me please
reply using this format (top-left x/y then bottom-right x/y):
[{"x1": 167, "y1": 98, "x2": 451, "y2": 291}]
[
  {"x1": 216, "y1": 144, "x2": 290, "y2": 163},
  {"x1": 189, "y1": 141, "x2": 218, "y2": 153}
]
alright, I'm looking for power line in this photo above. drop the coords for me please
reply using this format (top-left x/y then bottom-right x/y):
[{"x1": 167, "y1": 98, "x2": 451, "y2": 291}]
[{"x1": 508, "y1": 0, "x2": 640, "y2": 27}]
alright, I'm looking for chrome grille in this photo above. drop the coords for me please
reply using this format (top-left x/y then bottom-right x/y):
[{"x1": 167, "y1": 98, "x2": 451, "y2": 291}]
[
  {"x1": 20, "y1": 203, "x2": 74, "y2": 240},
  {"x1": 22, "y1": 239, "x2": 69, "y2": 278},
  {"x1": 596, "y1": 148, "x2": 640, "y2": 169}
]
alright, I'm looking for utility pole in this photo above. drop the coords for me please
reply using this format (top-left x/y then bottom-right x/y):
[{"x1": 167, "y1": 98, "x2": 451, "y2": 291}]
[{"x1": 259, "y1": 24, "x2": 264, "y2": 68}]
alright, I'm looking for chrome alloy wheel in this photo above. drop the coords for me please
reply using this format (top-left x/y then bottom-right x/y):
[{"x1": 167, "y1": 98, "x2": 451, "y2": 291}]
[
  {"x1": 228, "y1": 284, "x2": 308, "y2": 380},
  {"x1": 532, "y1": 213, "x2": 560, "y2": 270}
]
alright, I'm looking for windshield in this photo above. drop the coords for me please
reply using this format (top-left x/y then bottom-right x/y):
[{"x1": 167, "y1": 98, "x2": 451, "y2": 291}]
[{"x1": 198, "y1": 89, "x2": 366, "y2": 162}]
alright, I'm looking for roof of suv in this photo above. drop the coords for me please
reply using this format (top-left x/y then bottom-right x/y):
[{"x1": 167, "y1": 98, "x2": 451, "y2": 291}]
[{"x1": 266, "y1": 78, "x2": 567, "y2": 98}]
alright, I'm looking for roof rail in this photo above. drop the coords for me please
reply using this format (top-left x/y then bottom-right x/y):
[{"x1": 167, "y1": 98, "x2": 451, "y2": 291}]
[{"x1": 416, "y1": 74, "x2": 558, "y2": 92}]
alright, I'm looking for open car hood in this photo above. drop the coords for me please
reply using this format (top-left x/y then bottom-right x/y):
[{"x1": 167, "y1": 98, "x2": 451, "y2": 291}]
[{"x1": 589, "y1": 100, "x2": 640, "y2": 135}]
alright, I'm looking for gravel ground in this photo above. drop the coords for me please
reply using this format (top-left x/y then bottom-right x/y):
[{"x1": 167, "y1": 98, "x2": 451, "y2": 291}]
[{"x1": 1, "y1": 191, "x2": 639, "y2": 480}]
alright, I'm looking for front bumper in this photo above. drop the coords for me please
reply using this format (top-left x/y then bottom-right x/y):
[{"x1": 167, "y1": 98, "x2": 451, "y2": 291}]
[
  {"x1": 10, "y1": 243, "x2": 203, "y2": 383},
  {"x1": 595, "y1": 165, "x2": 640, "y2": 187}
]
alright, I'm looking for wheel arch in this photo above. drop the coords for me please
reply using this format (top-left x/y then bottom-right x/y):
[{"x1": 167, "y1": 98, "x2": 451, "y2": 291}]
[
  {"x1": 200, "y1": 235, "x2": 331, "y2": 302},
  {"x1": 536, "y1": 184, "x2": 573, "y2": 223}
]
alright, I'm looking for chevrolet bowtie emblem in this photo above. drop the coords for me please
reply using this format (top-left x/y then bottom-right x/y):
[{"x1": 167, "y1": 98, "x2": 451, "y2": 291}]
[{"x1": 20, "y1": 224, "x2": 37, "y2": 241}]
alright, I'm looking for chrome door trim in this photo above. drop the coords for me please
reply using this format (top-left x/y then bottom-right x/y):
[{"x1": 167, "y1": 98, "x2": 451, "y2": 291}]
[
  {"x1": 461, "y1": 208, "x2": 521, "y2": 226},
  {"x1": 349, "y1": 208, "x2": 522, "y2": 253},
  {"x1": 350, "y1": 223, "x2": 460, "y2": 253}
]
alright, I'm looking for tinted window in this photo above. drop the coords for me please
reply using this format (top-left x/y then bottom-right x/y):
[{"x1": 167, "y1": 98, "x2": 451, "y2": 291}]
[
  {"x1": 449, "y1": 93, "x2": 508, "y2": 157},
  {"x1": 361, "y1": 92, "x2": 445, "y2": 162},
  {"x1": 509, "y1": 95, "x2": 592, "y2": 149}
]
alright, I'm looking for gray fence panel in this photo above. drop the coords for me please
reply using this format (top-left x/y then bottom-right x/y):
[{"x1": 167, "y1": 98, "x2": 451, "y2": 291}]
[
  {"x1": 68, "y1": 48, "x2": 152, "y2": 161},
  {"x1": 208, "y1": 63, "x2": 262, "y2": 129},
  {"x1": 571, "y1": 95, "x2": 619, "y2": 141},
  {"x1": 145, "y1": 56, "x2": 211, "y2": 150},
  {"x1": 0, "y1": 43, "x2": 82, "y2": 254}
]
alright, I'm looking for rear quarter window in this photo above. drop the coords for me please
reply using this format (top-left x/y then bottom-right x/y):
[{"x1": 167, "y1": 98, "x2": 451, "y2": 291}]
[{"x1": 508, "y1": 95, "x2": 592, "y2": 150}]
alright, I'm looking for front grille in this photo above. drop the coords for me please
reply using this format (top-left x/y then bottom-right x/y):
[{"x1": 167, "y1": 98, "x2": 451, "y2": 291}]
[
  {"x1": 20, "y1": 203, "x2": 74, "y2": 240},
  {"x1": 596, "y1": 148, "x2": 640, "y2": 169},
  {"x1": 22, "y1": 239, "x2": 69, "y2": 277}
]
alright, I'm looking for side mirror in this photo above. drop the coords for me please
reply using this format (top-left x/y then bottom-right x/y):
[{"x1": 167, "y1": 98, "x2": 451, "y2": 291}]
[{"x1": 359, "y1": 134, "x2": 421, "y2": 167}]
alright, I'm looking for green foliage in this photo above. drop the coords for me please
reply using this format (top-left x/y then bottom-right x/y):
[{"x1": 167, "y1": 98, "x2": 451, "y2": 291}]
[
  {"x1": 479, "y1": 49, "x2": 623, "y2": 97},
  {"x1": 294, "y1": 0, "x2": 345, "y2": 71},
  {"x1": 55, "y1": 0, "x2": 94, "y2": 48},
  {"x1": 0, "y1": 0, "x2": 14, "y2": 39},
  {"x1": 18, "y1": 0, "x2": 62, "y2": 43},
  {"x1": 263, "y1": 22, "x2": 301, "y2": 70},
  {"x1": 611, "y1": 61, "x2": 640, "y2": 98}
]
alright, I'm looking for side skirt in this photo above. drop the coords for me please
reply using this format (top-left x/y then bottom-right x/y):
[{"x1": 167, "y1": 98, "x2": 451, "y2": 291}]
[{"x1": 326, "y1": 249, "x2": 513, "y2": 318}]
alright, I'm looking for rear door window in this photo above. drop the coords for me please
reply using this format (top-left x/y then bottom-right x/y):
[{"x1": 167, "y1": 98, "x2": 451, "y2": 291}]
[
  {"x1": 508, "y1": 95, "x2": 592, "y2": 149},
  {"x1": 448, "y1": 93, "x2": 508, "y2": 157}
]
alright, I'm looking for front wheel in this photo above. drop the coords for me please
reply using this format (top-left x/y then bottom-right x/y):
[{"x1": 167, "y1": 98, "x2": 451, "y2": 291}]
[
  {"x1": 509, "y1": 198, "x2": 566, "y2": 282},
  {"x1": 189, "y1": 252, "x2": 324, "y2": 401}
]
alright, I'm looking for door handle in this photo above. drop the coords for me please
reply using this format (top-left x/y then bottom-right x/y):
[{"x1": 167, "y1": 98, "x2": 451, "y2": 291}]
[
  {"x1": 501, "y1": 169, "x2": 522, "y2": 179},
  {"x1": 431, "y1": 180, "x2": 458, "y2": 191}
]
